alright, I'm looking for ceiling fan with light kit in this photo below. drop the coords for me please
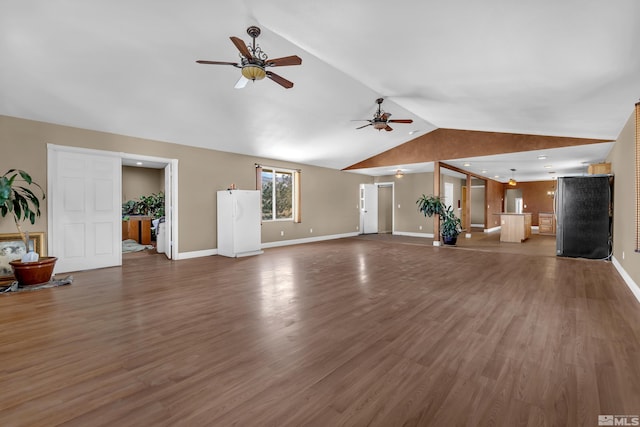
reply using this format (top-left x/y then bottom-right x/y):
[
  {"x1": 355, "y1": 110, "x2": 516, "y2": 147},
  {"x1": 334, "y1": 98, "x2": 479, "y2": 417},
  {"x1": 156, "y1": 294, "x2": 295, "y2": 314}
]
[
  {"x1": 353, "y1": 98, "x2": 413, "y2": 131},
  {"x1": 196, "y1": 26, "x2": 302, "y2": 89}
]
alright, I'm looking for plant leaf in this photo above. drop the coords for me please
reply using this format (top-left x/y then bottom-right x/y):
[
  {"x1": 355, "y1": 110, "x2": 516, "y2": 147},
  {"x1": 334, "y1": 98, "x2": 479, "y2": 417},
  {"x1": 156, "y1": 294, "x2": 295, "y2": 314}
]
[{"x1": 18, "y1": 170, "x2": 33, "y2": 185}]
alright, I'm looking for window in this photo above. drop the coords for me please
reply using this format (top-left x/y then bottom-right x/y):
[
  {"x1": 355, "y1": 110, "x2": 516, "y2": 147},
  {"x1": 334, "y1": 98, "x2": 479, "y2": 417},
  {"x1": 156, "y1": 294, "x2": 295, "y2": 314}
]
[{"x1": 260, "y1": 167, "x2": 297, "y2": 221}]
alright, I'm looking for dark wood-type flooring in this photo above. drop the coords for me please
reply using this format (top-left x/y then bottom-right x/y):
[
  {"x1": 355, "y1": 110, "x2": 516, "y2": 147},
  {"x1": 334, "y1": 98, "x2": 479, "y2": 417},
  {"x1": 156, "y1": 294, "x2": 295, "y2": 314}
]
[{"x1": 1, "y1": 235, "x2": 639, "y2": 426}]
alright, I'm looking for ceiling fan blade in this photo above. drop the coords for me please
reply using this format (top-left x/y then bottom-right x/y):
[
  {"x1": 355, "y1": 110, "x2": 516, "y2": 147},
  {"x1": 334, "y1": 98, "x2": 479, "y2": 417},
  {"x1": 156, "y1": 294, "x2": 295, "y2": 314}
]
[
  {"x1": 356, "y1": 123, "x2": 373, "y2": 130},
  {"x1": 234, "y1": 76, "x2": 249, "y2": 89},
  {"x1": 196, "y1": 60, "x2": 239, "y2": 66},
  {"x1": 266, "y1": 71, "x2": 294, "y2": 89},
  {"x1": 388, "y1": 119, "x2": 413, "y2": 124},
  {"x1": 381, "y1": 112, "x2": 391, "y2": 121},
  {"x1": 384, "y1": 125, "x2": 393, "y2": 131},
  {"x1": 230, "y1": 36, "x2": 253, "y2": 59},
  {"x1": 266, "y1": 55, "x2": 302, "y2": 67}
]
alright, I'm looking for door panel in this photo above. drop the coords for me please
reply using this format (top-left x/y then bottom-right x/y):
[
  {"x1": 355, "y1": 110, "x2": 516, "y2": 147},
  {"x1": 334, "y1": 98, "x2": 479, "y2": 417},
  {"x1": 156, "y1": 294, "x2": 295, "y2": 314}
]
[
  {"x1": 361, "y1": 184, "x2": 378, "y2": 234},
  {"x1": 49, "y1": 146, "x2": 121, "y2": 273}
]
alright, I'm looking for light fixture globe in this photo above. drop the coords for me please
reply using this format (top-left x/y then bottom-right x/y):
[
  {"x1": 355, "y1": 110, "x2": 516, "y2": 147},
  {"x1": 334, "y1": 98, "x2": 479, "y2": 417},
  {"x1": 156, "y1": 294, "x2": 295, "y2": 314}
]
[
  {"x1": 373, "y1": 121, "x2": 387, "y2": 130},
  {"x1": 241, "y1": 64, "x2": 266, "y2": 81},
  {"x1": 508, "y1": 168, "x2": 517, "y2": 186}
]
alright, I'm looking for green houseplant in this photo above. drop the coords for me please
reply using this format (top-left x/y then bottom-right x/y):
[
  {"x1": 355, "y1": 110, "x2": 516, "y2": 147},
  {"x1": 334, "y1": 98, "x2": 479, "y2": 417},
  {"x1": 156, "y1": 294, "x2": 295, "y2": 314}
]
[
  {"x1": 416, "y1": 194, "x2": 462, "y2": 245},
  {"x1": 0, "y1": 169, "x2": 57, "y2": 286},
  {"x1": 122, "y1": 192, "x2": 165, "y2": 219}
]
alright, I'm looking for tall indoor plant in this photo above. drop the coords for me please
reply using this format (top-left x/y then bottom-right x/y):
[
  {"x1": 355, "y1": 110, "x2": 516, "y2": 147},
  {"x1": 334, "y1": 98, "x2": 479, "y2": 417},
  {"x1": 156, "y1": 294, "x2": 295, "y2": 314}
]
[
  {"x1": 0, "y1": 169, "x2": 57, "y2": 285},
  {"x1": 0, "y1": 169, "x2": 45, "y2": 249},
  {"x1": 416, "y1": 194, "x2": 462, "y2": 245}
]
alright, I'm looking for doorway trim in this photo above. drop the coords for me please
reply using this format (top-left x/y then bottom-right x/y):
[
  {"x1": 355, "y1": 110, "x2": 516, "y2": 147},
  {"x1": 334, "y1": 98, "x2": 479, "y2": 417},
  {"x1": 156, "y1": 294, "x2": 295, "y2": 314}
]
[
  {"x1": 376, "y1": 182, "x2": 395, "y2": 234},
  {"x1": 120, "y1": 152, "x2": 179, "y2": 261},
  {"x1": 359, "y1": 182, "x2": 395, "y2": 235}
]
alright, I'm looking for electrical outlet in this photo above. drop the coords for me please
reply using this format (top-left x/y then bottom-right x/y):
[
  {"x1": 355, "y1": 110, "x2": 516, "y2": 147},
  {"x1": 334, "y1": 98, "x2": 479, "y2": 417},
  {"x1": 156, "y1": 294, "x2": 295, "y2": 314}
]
[
  {"x1": 419, "y1": 225, "x2": 422, "y2": 230},
  {"x1": 623, "y1": 251, "x2": 625, "y2": 260},
  {"x1": 398, "y1": 204, "x2": 401, "y2": 209},
  {"x1": 356, "y1": 225, "x2": 359, "y2": 231},
  {"x1": 280, "y1": 231, "x2": 284, "y2": 236},
  {"x1": 309, "y1": 228, "x2": 313, "y2": 233}
]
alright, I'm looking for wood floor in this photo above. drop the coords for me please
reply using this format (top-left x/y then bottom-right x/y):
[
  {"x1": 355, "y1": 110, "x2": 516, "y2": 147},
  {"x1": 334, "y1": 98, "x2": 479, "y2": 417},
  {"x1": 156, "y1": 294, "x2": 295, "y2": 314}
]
[{"x1": 1, "y1": 236, "x2": 639, "y2": 426}]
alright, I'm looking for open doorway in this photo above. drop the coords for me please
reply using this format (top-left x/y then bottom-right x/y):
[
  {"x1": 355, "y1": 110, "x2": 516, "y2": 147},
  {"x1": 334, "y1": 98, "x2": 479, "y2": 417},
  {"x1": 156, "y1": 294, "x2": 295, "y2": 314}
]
[
  {"x1": 469, "y1": 179, "x2": 486, "y2": 231},
  {"x1": 121, "y1": 162, "x2": 165, "y2": 258},
  {"x1": 121, "y1": 154, "x2": 178, "y2": 260},
  {"x1": 377, "y1": 184, "x2": 393, "y2": 234}
]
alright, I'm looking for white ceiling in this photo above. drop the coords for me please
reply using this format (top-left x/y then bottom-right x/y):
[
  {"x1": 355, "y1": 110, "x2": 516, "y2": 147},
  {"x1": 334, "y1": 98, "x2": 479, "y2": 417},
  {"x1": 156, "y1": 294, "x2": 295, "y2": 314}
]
[{"x1": 2, "y1": 1, "x2": 639, "y2": 181}]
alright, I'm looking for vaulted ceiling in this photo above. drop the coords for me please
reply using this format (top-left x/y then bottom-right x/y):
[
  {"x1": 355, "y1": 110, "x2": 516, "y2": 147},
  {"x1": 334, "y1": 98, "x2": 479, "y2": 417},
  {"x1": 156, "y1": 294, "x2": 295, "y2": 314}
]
[{"x1": 2, "y1": 1, "x2": 639, "y2": 181}]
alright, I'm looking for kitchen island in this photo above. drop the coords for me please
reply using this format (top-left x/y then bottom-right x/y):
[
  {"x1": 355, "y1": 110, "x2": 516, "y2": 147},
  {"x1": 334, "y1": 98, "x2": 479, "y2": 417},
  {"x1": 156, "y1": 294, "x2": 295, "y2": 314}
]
[{"x1": 496, "y1": 212, "x2": 532, "y2": 243}]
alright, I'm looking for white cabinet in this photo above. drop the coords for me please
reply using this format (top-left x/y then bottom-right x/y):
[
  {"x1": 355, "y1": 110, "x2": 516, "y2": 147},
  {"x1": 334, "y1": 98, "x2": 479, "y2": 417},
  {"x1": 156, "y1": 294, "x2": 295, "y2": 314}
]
[{"x1": 217, "y1": 190, "x2": 263, "y2": 257}]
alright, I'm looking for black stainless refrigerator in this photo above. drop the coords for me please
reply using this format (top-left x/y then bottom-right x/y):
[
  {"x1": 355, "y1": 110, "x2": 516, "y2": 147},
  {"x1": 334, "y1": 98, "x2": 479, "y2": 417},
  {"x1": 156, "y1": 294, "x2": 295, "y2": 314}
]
[{"x1": 555, "y1": 175, "x2": 612, "y2": 259}]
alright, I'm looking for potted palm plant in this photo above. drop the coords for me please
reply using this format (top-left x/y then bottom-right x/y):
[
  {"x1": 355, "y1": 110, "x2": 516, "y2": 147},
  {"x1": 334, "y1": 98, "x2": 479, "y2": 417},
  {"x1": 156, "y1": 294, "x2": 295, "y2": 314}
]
[
  {"x1": 0, "y1": 169, "x2": 57, "y2": 286},
  {"x1": 416, "y1": 194, "x2": 462, "y2": 245}
]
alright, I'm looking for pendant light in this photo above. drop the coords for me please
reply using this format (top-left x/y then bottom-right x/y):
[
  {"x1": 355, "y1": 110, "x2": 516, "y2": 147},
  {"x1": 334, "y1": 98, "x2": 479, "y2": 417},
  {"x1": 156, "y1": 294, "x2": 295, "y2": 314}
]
[{"x1": 508, "y1": 168, "x2": 517, "y2": 186}]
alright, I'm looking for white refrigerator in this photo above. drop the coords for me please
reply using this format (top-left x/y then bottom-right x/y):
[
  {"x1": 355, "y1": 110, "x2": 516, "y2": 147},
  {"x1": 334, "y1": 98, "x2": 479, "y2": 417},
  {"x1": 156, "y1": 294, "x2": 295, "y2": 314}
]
[{"x1": 217, "y1": 190, "x2": 263, "y2": 258}]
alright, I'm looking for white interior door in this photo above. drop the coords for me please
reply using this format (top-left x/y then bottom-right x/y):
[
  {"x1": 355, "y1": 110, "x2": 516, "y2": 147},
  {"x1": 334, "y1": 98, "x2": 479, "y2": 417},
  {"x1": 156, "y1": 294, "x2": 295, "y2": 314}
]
[
  {"x1": 48, "y1": 145, "x2": 121, "y2": 273},
  {"x1": 361, "y1": 183, "x2": 378, "y2": 234},
  {"x1": 444, "y1": 182, "x2": 454, "y2": 209}
]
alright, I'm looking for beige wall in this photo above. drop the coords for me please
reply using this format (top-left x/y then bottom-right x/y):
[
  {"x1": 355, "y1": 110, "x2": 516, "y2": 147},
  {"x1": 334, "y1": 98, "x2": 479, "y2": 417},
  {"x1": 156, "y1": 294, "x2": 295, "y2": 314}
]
[
  {"x1": 387, "y1": 172, "x2": 436, "y2": 234},
  {"x1": 122, "y1": 166, "x2": 164, "y2": 202},
  {"x1": 1, "y1": 115, "x2": 368, "y2": 253},
  {"x1": 608, "y1": 110, "x2": 640, "y2": 286}
]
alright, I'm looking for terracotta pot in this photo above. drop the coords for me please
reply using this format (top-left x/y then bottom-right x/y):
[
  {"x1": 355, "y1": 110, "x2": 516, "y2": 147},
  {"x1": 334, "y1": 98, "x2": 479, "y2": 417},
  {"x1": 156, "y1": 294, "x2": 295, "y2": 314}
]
[{"x1": 9, "y1": 257, "x2": 58, "y2": 287}]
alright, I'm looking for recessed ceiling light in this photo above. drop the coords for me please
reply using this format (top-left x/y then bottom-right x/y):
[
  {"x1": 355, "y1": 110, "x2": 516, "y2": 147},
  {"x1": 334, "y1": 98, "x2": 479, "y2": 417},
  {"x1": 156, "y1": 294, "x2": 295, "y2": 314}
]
[
  {"x1": 136, "y1": 162, "x2": 143, "y2": 166},
  {"x1": 494, "y1": 175, "x2": 500, "y2": 178},
  {"x1": 463, "y1": 162, "x2": 471, "y2": 167},
  {"x1": 481, "y1": 169, "x2": 488, "y2": 174},
  {"x1": 408, "y1": 130, "x2": 420, "y2": 135},
  {"x1": 548, "y1": 171, "x2": 556, "y2": 174},
  {"x1": 537, "y1": 155, "x2": 547, "y2": 160},
  {"x1": 544, "y1": 165, "x2": 552, "y2": 169}
]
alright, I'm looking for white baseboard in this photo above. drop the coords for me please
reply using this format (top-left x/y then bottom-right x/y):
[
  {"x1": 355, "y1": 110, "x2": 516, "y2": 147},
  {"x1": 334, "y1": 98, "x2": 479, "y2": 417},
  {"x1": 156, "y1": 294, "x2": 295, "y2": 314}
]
[
  {"x1": 177, "y1": 233, "x2": 360, "y2": 259},
  {"x1": 471, "y1": 223, "x2": 484, "y2": 228},
  {"x1": 393, "y1": 231, "x2": 435, "y2": 238},
  {"x1": 176, "y1": 249, "x2": 217, "y2": 260},
  {"x1": 611, "y1": 256, "x2": 640, "y2": 304},
  {"x1": 261, "y1": 232, "x2": 359, "y2": 249},
  {"x1": 485, "y1": 226, "x2": 501, "y2": 233}
]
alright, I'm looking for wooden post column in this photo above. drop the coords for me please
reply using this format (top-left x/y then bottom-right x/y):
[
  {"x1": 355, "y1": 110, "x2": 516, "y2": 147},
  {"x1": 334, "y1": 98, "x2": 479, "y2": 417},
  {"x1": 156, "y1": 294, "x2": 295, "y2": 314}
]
[{"x1": 465, "y1": 174, "x2": 472, "y2": 236}]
